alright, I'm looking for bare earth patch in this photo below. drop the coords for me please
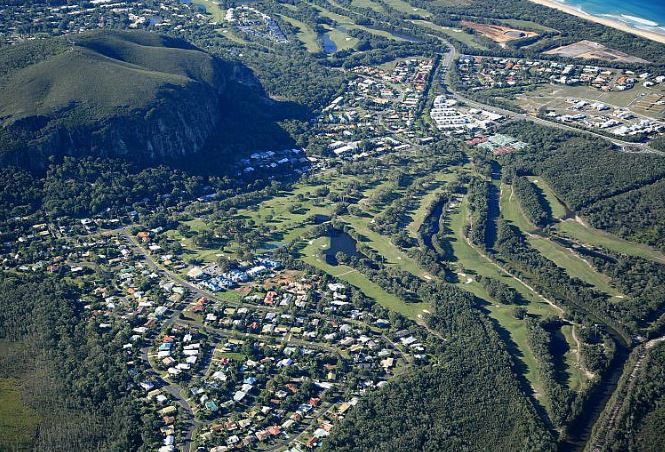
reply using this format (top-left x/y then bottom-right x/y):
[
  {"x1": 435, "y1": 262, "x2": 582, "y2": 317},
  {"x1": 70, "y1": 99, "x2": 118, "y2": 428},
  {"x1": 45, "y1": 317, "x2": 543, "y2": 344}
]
[{"x1": 544, "y1": 40, "x2": 650, "y2": 64}]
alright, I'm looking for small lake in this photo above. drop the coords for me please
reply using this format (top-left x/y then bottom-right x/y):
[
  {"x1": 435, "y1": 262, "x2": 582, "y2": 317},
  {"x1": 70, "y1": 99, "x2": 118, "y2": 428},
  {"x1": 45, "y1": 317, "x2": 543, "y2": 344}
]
[
  {"x1": 324, "y1": 229, "x2": 358, "y2": 265},
  {"x1": 320, "y1": 32, "x2": 337, "y2": 53}
]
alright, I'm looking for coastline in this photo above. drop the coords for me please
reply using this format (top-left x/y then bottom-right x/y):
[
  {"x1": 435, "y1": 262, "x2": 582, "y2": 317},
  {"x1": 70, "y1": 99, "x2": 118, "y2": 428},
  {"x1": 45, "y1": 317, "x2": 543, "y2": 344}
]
[{"x1": 528, "y1": 0, "x2": 665, "y2": 45}]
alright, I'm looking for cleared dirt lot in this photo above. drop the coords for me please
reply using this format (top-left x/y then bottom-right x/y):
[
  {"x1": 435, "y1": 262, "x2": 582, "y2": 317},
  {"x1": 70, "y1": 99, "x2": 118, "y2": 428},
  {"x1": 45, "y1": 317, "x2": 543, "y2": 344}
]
[
  {"x1": 461, "y1": 20, "x2": 538, "y2": 46},
  {"x1": 544, "y1": 40, "x2": 650, "y2": 64}
]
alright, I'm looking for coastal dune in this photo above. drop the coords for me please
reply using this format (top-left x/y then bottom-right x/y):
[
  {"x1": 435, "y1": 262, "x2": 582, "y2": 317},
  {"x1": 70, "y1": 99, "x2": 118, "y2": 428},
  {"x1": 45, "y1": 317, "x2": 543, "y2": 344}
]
[{"x1": 528, "y1": 0, "x2": 665, "y2": 45}]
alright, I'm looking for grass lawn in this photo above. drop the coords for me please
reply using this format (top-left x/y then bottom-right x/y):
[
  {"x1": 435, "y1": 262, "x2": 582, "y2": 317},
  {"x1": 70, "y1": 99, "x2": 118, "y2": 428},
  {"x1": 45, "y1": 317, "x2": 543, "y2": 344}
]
[
  {"x1": 322, "y1": 25, "x2": 359, "y2": 51},
  {"x1": 0, "y1": 378, "x2": 39, "y2": 451},
  {"x1": 279, "y1": 15, "x2": 321, "y2": 52},
  {"x1": 556, "y1": 220, "x2": 665, "y2": 264},
  {"x1": 527, "y1": 176, "x2": 568, "y2": 220},
  {"x1": 216, "y1": 289, "x2": 245, "y2": 303},
  {"x1": 342, "y1": 214, "x2": 432, "y2": 279},
  {"x1": 411, "y1": 19, "x2": 488, "y2": 50},
  {"x1": 216, "y1": 351, "x2": 246, "y2": 361},
  {"x1": 302, "y1": 237, "x2": 429, "y2": 321},
  {"x1": 191, "y1": 0, "x2": 226, "y2": 22},
  {"x1": 384, "y1": 0, "x2": 431, "y2": 17},
  {"x1": 446, "y1": 196, "x2": 563, "y2": 398},
  {"x1": 500, "y1": 183, "x2": 622, "y2": 297}
]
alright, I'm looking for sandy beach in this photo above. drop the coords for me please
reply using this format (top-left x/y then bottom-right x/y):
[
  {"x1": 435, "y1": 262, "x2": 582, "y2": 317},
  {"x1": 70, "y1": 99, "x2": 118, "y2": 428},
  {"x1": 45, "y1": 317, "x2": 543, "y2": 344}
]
[{"x1": 528, "y1": 0, "x2": 665, "y2": 45}]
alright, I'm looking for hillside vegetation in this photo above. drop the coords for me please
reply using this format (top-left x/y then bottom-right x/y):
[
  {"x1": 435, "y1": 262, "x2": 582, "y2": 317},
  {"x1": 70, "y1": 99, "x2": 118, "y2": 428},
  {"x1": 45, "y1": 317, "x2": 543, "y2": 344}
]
[{"x1": 0, "y1": 30, "x2": 242, "y2": 170}]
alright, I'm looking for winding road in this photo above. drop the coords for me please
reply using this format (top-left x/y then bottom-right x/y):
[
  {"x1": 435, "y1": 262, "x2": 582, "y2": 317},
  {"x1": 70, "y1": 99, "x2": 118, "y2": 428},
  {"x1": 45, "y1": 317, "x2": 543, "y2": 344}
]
[{"x1": 139, "y1": 345, "x2": 200, "y2": 452}]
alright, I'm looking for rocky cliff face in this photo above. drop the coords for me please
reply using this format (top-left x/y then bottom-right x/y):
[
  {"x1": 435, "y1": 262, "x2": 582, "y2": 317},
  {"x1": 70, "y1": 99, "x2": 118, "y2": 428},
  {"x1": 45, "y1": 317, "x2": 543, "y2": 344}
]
[
  {"x1": 0, "y1": 30, "x2": 232, "y2": 171},
  {"x1": 2, "y1": 81, "x2": 224, "y2": 170}
]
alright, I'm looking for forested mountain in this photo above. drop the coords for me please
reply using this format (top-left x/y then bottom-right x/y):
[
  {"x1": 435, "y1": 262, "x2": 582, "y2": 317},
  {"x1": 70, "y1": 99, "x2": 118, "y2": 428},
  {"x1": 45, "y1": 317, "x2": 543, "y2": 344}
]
[{"x1": 0, "y1": 30, "x2": 297, "y2": 172}]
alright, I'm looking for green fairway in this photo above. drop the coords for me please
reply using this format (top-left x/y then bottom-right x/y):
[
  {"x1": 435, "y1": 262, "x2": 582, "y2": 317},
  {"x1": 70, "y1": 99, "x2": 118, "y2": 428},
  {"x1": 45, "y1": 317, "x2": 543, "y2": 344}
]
[
  {"x1": 406, "y1": 169, "x2": 460, "y2": 239},
  {"x1": 526, "y1": 235, "x2": 621, "y2": 298},
  {"x1": 407, "y1": 186, "x2": 444, "y2": 239},
  {"x1": 322, "y1": 25, "x2": 359, "y2": 51},
  {"x1": 384, "y1": 0, "x2": 431, "y2": 17},
  {"x1": 449, "y1": 197, "x2": 555, "y2": 312},
  {"x1": 279, "y1": 15, "x2": 321, "y2": 52},
  {"x1": 411, "y1": 19, "x2": 488, "y2": 50},
  {"x1": 303, "y1": 237, "x2": 429, "y2": 321},
  {"x1": 355, "y1": 26, "x2": 407, "y2": 41},
  {"x1": 313, "y1": 3, "x2": 349, "y2": 22},
  {"x1": 314, "y1": 4, "x2": 405, "y2": 41},
  {"x1": 446, "y1": 196, "x2": 565, "y2": 398},
  {"x1": 500, "y1": 183, "x2": 536, "y2": 233},
  {"x1": 560, "y1": 324, "x2": 589, "y2": 392},
  {"x1": 0, "y1": 378, "x2": 39, "y2": 451},
  {"x1": 448, "y1": 193, "x2": 591, "y2": 394},
  {"x1": 351, "y1": 0, "x2": 385, "y2": 12},
  {"x1": 172, "y1": 174, "x2": 356, "y2": 263},
  {"x1": 342, "y1": 215, "x2": 432, "y2": 279},
  {"x1": 184, "y1": 218, "x2": 209, "y2": 232},
  {"x1": 499, "y1": 18, "x2": 558, "y2": 33},
  {"x1": 556, "y1": 220, "x2": 665, "y2": 264},
  {"x1": 527, "y1": 176, "x2": 568, "y2": 220},
  {"x1": 217, "y1": 28, "x2": 247, "y2": 44},
  {"x1": 165, "y1": 227, "x2": 223, "y2": 264},
  {"x1": 191, "y1": 0, "x2": 226, "y2": 22},
  {"x1": 239, "y1": 182, "x2": 333, "y2": 246},
  {"x1": 500, "y1": 183, "x2": 622, "y2": 297}
]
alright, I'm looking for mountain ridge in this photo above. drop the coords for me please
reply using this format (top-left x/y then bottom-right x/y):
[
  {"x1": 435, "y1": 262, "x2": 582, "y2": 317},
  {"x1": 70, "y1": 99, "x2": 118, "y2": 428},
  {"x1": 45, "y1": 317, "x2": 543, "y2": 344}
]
[{"x1": 0, "y1": 30, "x2": 233, "y2": 171}]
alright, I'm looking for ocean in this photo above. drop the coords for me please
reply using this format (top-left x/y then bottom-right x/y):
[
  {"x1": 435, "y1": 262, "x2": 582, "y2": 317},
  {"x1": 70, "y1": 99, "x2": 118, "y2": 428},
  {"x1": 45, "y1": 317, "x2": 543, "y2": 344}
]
[{"x1": 554, "y1": 0, "x2": 665, "y2": 37}]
